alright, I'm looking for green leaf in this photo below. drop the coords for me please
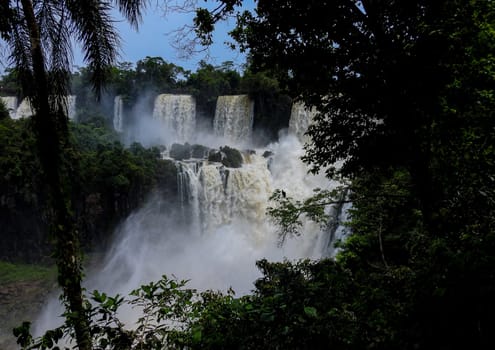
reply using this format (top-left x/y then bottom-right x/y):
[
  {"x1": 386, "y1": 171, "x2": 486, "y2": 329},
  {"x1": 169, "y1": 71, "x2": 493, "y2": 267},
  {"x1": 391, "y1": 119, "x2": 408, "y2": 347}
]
[
  {"x1": 304, "y1": 306, "x2": 317, "y2": 318},
  {"x1": 192, "y1": 327, "x2": 202, "y2": 343}
]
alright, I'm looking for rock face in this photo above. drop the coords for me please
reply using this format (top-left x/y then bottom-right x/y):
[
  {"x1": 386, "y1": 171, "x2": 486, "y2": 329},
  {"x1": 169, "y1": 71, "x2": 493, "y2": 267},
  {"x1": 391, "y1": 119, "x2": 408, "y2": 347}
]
[
  {"x1": 208, "y1": 146, "x2": 244, "y2": 168},
  {"x1": 0, "y1": 278, "x2": 56, "y2": 350},
  {"x1": 170, "y1": 143, "x2": 192, "y2": 161}
]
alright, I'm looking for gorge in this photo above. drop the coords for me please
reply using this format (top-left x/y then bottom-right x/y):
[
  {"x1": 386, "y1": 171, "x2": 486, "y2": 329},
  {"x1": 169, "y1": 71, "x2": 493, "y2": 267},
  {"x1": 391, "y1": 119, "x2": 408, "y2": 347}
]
[{"x1": 1, "y1": 92, "x2": 348, "y2": 338}]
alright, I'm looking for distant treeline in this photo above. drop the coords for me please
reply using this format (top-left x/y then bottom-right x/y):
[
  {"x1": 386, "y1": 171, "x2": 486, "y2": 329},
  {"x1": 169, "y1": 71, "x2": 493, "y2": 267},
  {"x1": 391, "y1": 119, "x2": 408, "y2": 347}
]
[{"x1": 1, "y1": 57, "x2": 293, "y2": 144}]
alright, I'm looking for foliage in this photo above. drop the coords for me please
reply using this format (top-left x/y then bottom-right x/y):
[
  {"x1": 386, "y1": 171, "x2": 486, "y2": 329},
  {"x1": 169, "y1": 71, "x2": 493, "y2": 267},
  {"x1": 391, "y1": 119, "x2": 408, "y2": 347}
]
[
  {"x1": 2, "y1": 1, "x2": 149, "y2": 348},
  {"x1": 14, "y1": 259, "x2": 414, "y2": 350},
  {"x1": 0, "y1": 68, "x2": 21, "y2": 97},
  {"x1": 196, "y1": 0, "x2": 495, "y2": 217},
  {"x1": 241, "y1": 69, "x2": 292, "y2": 144},
  {"x1": 0, "y1": 118, "x2": 177, "y2": 260},
  {"x1": 15, "y1": 275, "x2": 199, "y2": 350},
  {"x1": 72, "y1": 57, "x2": 190, "y2": 124},
  {"x1": 193, "y1": 0, "x2": 495, "y2": 348},
  {"x1": 134, "y1": 56, "x2": 188, "y2": 94},
  {"x1": 268, "y1": 188, "x2": 344, "y2": 244},
  {"x1": 185, "y1": 60, "x2": 241, "y2": 119},
  {"x1": 0, "y1": 99, "x2": 9, "y2": 119},
  {"x1": 0, "y1": 117, "x2": 49, "y2": 262},
  {"x1": 70, "y1": 121, "x2": 179, "y2": 249}
]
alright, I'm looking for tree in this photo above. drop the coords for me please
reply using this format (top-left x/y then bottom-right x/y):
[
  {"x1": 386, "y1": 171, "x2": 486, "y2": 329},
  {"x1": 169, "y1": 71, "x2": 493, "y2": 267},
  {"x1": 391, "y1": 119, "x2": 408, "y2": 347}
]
[
  {"x1": 135, "y1": 56, "x2": 188, "y2": 93},
  {"x1": 195, "y1": 0, "x2": 495, "y2": 347},
  {"x1": 1, "y1": 1, "x2": 147, "y2": 349},
  {"x1": 0, "y1": 68, "x2": 22, "y2": 96},
  {"x1": 196, "y1": 0, "x2": 495, "y2": 226},
  {"x1": 185, "y1": 60, "x2": 241, "y2": 118}
]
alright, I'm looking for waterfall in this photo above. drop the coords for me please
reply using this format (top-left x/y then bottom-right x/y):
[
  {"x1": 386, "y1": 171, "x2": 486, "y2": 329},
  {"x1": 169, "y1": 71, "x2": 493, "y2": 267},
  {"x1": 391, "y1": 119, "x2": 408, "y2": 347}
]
[
  {"x1": 194, "y1": 154, "x2": 272, "y2": 238},
  {"x1": 289, "y1": 101, "x2": 316, "y2": 142},
  {"x1": 34, "y1": 97, "x2": 348, "y2": 339},
  {"x1": 15, "y1": 98, "x2": 34, "y2": 119},
  {"x1": 152, "y1": 94, "x2": 196, "y2": 143},
  {"x1": 0, "y1": 96, "x2": 17, "y2": 119},
  {"x1": 113, "y1": 95, "x2": 124, "y2": 132},
  {"x1": 176, "y1": 161, "x2": 201, "y2": 234},
  {"x1": 214, "y1": 95, "x2": 254, "y2": 145},
  {"x1": 7, "y1": 96, "x2": 76, "y2": 120},
  {"x1": 67, "y1": 95, "x2": 77, "y2": 120}
]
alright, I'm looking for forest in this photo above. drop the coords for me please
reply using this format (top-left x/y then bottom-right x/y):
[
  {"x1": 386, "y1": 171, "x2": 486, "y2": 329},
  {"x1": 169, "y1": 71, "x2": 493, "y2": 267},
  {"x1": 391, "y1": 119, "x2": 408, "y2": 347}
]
[{"x1": 1, "y1": 0, "x2": 495, "y2": 349}]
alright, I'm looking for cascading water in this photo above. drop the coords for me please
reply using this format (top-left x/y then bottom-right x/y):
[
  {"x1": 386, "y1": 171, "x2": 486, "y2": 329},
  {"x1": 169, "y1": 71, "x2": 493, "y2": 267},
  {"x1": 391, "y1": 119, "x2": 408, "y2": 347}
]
[
  {"x1": 196, "y1": 154, "x2": 272, "y2": 237},
  {"x1": 289, "y1": 101, "x2": 316, "y2": 142},
  {"x1": 113, "y1": 95, "x2": 124, "y2": 132},
  {"x1": 4, "y1": 96, "x2": 76, "y2": 120},
  {"x1": 34, "y1": 94, "x2": 348, "y2": 338},
  {"x1": 67, "y1": 95, "x2": 77, "y2": 120},
  {"x1": 176, "y1": 161, "x2": 201, "y2": 234},
  {"x1": 15, "y1": 98, "x2": 34, "y2": 119},
  {"x1": 152, "y1": 94, "x2": 196, "y2": 143},
  {"x1": 0, "y1": 96, "x2": 17, "y2": 119},
  {"x1": 213, "y1": 95, "x2": 254, "y2": 145}
]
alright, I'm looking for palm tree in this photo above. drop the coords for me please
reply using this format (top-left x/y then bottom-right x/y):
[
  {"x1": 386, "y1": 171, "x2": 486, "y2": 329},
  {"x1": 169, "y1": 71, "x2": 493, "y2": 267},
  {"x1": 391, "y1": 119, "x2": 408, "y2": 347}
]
[{"x1": 1, "y1": 1, "x2": 148, "y2": 349}]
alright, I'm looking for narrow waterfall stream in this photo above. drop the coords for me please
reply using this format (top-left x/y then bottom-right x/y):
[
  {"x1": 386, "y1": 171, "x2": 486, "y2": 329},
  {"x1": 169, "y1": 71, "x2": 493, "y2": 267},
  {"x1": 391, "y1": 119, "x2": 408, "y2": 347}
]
[{"x1": 113, "y1": 95, "x2": 124, "y2": 132}]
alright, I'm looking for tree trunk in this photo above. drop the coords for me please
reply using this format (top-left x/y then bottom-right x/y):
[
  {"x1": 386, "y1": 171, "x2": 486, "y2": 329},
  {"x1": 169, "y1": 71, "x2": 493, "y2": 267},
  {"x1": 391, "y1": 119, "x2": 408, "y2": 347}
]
[{"x1": 19, "y1": 1, "x2": 92, "y2": 349}]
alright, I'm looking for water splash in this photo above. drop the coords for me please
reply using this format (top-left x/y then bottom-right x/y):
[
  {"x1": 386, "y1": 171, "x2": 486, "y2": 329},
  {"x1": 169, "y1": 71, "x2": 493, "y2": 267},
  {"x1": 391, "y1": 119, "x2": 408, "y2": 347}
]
[{"x1": 34, "y1": 134, "x2": 344, "y2": 334}]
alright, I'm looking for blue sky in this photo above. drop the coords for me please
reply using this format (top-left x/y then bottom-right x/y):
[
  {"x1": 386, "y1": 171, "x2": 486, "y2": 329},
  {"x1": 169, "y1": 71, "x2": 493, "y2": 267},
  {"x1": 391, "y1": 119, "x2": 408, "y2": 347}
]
[
  {"x1": 73, "y1": 2, "x2": 253, "y2": 72},
  {"x1": 0, "y1": 2, "x2": 253, "y2": 74}
]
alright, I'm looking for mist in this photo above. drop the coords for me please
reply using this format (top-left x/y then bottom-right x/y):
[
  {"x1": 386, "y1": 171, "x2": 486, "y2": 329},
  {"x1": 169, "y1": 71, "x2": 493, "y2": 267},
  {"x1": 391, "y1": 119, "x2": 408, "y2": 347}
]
[{"x1": 34, "y1": 93, "x2": 342, "y2": 336}]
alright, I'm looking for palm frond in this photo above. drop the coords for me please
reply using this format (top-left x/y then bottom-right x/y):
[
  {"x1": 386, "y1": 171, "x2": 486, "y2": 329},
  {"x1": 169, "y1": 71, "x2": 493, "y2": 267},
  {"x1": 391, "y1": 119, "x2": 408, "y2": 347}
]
[
  {"x1": 66, "y1": 0, "x2": 120, "y2": 97},
  {"x1": 114, "y1": 0, "x2": 148, "y2": 29},
  {"x1": 0, "y1": 0, "x2": 14, "y2": 40},
  {"x1": 37, "y1": 0, "x2": 73, "y2": 118},
  {"x1": 7, "y1": 5, "x2": 35, "y2": 102}
]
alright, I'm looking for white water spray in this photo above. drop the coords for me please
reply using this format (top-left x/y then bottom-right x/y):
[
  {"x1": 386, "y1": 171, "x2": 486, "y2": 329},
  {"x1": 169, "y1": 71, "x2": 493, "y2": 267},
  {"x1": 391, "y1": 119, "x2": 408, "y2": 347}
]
[
  {"x1": 34, "y1": 94, "x2": 346, "y2": 337},
  {"x1": 0, "y1": 96, "x2": 17, "y2": 119}
]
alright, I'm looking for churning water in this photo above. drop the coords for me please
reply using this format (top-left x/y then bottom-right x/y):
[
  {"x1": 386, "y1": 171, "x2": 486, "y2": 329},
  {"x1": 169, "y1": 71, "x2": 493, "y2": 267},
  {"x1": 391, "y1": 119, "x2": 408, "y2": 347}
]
[{"x1": 34, "y1": 94, "x2": 348, "y2": 335}]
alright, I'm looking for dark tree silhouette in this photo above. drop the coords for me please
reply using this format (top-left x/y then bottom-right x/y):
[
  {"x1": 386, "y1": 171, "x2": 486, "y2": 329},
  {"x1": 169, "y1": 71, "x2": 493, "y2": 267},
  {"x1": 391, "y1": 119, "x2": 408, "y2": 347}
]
[{"x1": 1, "y1": 1, "x2": 148, "y2": 348}]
